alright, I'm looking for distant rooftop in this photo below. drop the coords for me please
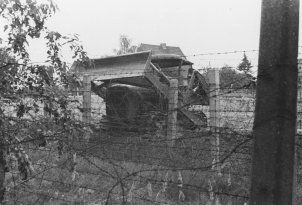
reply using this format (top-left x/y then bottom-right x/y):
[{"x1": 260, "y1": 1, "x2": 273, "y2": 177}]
[{"x1": 136, "y1": 43, "x2": 186, "y2": 58}]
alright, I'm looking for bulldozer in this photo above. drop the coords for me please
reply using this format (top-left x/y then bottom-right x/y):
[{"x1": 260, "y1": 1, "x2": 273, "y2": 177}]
[{"x1": 72, "y1": 48, "x2": 209, "y2": 130}]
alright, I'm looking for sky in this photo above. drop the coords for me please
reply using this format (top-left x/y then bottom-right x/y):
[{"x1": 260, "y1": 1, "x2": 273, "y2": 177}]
[
  {"x1": 23, "y1": 0, "x2": 263, "y2": 71},
  {"x1": 7, "y1": 0, "x2": 301, "y2": 72}
]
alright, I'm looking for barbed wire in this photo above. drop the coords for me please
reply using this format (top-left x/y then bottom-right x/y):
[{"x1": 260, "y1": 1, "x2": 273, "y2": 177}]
[
  {"x1": 2, "y1": 54, "x2": 302, "y2": 204},
  {"x1": 182, "y1": 49, "x2": 258, "y2": 58}
]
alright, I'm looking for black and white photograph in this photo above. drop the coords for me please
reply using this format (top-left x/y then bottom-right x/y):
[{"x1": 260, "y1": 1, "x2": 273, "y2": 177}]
[{"x1": 0, "y1": 0, "x2": 301, "y2": 204}]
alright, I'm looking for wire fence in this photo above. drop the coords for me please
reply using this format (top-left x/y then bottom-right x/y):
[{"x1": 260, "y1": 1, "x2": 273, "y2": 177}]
[{"x1": 1, "y1": 62, "x2": 302, "y2": 205}]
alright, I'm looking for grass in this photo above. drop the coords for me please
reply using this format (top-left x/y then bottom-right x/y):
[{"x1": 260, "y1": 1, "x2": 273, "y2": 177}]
[{"x1": 4, "y1": 125, "x2": 254, "y2": 204}]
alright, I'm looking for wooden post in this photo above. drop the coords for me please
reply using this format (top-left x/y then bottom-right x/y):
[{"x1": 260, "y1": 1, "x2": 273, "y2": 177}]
[
  {"x1": 82, "y1": 75, "x2": 91, "y2": 124},
  {"x1": 208, "y1": 68, "x2": 220, "y2": 171},
  {"x1": 250, "y1": 0, "x2": 299, "y2": 204},
  {"x1": 167, "y1": 79, "x2": 178, "y2": 146},
  {"x1": 178, "y1": 60, "x2": 184, "y2": 86},
  {"x1": 44, "y1": 68, "x2": 54, "y2": 117},
  {"x1": 44, "y1": 101, "x2": 51, "y2": 117}
]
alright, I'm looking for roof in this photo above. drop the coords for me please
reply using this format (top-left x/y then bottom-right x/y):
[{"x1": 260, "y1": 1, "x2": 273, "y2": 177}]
[
  {"x1": 151, "y1": 54, "x2": 192, "y2": 67},
  {"x1": 136, "y1": 43, "x2": 186, "y2": 57}
]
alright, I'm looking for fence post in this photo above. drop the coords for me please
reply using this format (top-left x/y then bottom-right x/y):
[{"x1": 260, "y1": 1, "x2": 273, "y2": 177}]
[
  {"x1": 44, "y1": 101, "x2": 51, "y2": 117},
  {"x1": 82, "y1": 75, "x2": 91, "y2": 124},
  {"x1": 167, "y1": 79, "x2": 178, "y2": 146},
  {"x1": 208, "y1": 68, "x2": 220, "y2": 172},
  {"x1": 250, "y1": 0, "x2": 299, "y2": 204}
]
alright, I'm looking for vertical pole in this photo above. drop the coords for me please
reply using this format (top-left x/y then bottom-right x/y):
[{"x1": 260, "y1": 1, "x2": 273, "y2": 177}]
[
  {"x1": 178, "y1": 60, "x2": 184, "y2": 86},
  {"x1": 250, "y1": 0, "x2": 299, "y2": 204},
  {"x1": 44, "y1": 68, "x2": 54, "y2": 117},
  {"x1": 83, "y1": 75, "x2": 91, "y2": 124},
  {"x1": 298, "y1": 77, "x2": 302, "y2": 133},
  {"x1": 44, "y1": 101, "x2": 51, "y2": 117},
  {"x1": 167, "y1": 79, "x2": 178, "y2": 146},
  {"x1": 0, "y1": 137, "x2": 5, "y2": 202},
  {"x1": 208, "y1": 68, "x2": 220, "y2": 171}
]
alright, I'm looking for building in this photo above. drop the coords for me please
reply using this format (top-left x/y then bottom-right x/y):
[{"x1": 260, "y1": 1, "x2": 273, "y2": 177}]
[{"x1": 136, "y1": 43, "x2": 185, "y2": 57}]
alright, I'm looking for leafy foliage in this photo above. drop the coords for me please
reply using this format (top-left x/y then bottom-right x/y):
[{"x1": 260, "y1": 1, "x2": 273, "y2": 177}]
[
  {"x1": 220, "y1": 66, "x2": 254, "y2": 89},
  {"x1": 0, "y1": 0, "x2": 89, "y2": 202},
  {"x1": 203, "y1": 66, "x2": 254, "y2": 89}
]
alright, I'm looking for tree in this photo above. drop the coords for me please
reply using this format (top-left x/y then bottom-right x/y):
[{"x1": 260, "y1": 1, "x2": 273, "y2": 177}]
[
  {"x1": 0, "y1": 0, "x2": 88, "y2": 202},
  {"x1": 237, "y1": 53, "x2": 252, "y2": 74},
  {"x1": 113, "y1": 34, "x2": 137, "y2": 55},
  {"x1": 203, "y1": 66, "x2": 254, "y2": 89},
  {"x1": 220, "y1": 66, "x2": 253, "y2": 89}
]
